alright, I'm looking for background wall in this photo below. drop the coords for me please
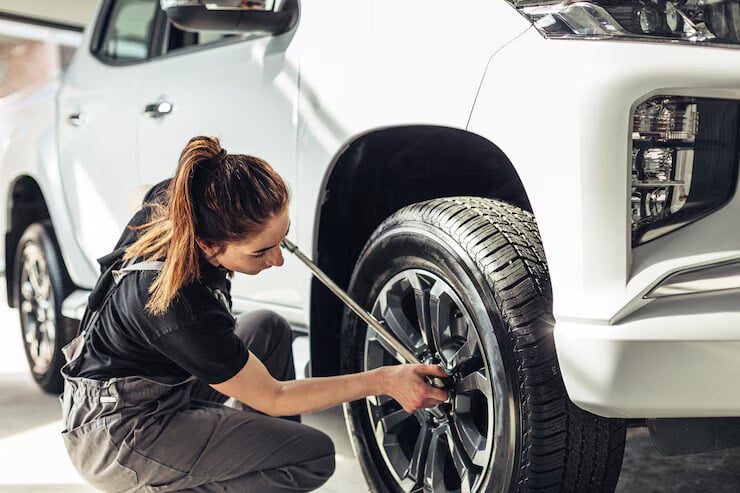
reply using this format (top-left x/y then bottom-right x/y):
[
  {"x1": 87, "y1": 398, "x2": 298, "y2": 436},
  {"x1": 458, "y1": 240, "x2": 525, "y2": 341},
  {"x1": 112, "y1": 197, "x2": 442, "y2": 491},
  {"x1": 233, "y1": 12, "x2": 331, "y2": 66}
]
[{"x1": 0, "y1": 37, "x2": 66, "y2": 98}]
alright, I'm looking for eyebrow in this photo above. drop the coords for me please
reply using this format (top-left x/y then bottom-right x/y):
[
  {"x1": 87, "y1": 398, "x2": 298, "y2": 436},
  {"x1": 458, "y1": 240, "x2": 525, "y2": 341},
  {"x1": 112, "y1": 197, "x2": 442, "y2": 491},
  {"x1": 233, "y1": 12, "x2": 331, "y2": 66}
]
[{"x1": 251, "y1": 223, "x2": 291, "y2": 254}]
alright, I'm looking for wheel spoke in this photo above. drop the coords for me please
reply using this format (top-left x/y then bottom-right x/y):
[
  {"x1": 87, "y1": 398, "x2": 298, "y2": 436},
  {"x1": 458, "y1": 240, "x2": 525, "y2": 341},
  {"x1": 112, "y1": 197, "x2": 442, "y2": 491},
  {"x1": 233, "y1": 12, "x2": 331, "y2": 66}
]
[
  {"x1": 382, "y1": 302, "x2": 425, "y2": 358},
  {"x1": 407, "y1": 272, "x2": 433, "y2": 350},
  {"x1": 405, "y1": 421, "x2": 432, "y2": 482},
  {"x1": 37, "y1": 327, "x2": 54, "y2": 368},
  {"x1": 456, "y1": 370, "x2": 492, "y2": 400},
  {"x1": 372, "y1": 277, "x2": 427, "y2": 360},
  {"x1": 37, "y1": 269, "x2": 51, "y2": 300},
  {"x1": 451, "y1": 407, "x2": 489, "y2": 467},
  {"x1": 375, "y1": 407, "x2": 413, "y2": 441},
  {"x1": 444, "y1": 425, "x2": 477, "y2": 493},
  {"x1": 21, "y1": 299, "x2": 34, "y2": 314},
  {"x1": 29, "y1": 335, "x2": 39, "y2": 359},
  {"x1": 423, "y1": 425, "x2": 450, "y2": 493},
  {"x1": 368, "y1": 327, "x2": 408, "y2": 365},
  {"x1": 24, "y1": 257, "x2": 44, "y2": 296},
  {"x1": 20, "y1": 281, "x2": 35, "y2": 303},
  {"x1": 449, "y1": 327, "x2": 481, "y2": 372},
  {"x1": 428, "y1": 282, "x2": 452, "y2": 365}
]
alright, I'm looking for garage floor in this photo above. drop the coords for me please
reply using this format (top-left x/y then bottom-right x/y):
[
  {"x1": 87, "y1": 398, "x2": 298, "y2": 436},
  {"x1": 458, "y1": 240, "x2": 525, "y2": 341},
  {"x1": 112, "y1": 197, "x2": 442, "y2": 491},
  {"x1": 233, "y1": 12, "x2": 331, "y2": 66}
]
[{"x1": 1, "y1": 279, "x2": 739, "y2": 492}]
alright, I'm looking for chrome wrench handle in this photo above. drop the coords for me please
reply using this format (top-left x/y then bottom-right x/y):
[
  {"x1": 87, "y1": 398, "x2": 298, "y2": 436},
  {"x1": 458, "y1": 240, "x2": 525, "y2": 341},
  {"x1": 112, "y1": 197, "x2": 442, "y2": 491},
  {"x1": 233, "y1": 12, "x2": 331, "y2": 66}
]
[{"x1": 281, "y1": 238, "x2": 421, "y2": 365}]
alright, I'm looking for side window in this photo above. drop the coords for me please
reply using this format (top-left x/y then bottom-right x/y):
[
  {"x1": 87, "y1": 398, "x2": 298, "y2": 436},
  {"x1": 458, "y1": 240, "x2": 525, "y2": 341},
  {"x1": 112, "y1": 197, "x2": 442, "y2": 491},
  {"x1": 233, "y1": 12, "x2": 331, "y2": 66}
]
[
  {"x1": 165, "y1": 23, "x2": 236, "y2": 54},
  {"x1": 99, "y1": 0, "x2": 159, "y2": 62}
]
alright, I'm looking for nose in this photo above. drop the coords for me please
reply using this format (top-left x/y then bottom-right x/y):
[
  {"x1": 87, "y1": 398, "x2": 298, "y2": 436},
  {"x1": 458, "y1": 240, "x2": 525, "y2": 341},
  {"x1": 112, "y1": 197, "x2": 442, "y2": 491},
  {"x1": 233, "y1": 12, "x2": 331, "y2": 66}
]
[{"x1": 266, "y1": 246, "x2": 284, "y2": 267}]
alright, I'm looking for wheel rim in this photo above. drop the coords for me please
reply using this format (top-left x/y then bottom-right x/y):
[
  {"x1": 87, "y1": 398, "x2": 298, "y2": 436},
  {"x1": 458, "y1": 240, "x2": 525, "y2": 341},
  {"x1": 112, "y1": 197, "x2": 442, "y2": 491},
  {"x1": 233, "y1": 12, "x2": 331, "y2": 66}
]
[
  {"x1": 19, "y1": 242, "x2": 56, "y2": 375},
  {"x1": 363, "y1": 269, "x2": 495, "y2": 493}
]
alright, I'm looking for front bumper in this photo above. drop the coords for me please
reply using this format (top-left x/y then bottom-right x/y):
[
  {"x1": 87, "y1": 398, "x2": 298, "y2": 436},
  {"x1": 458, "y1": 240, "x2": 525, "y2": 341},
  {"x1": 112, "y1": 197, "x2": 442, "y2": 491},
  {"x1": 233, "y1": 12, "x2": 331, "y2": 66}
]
[{"x1": 555, "y1": 286, "x2": 740, "y2": 418}]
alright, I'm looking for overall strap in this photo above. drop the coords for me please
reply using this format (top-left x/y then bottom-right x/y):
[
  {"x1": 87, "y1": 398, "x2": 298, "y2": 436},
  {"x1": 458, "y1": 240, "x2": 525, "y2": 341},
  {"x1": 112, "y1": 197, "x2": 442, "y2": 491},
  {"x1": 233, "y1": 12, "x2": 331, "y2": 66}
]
[
  {"x1": 112, "y1": 260, "x2": 165, "y2": 284},
  {"x1": 81, "y1": 259, "x2": 165, "y2": 337}
]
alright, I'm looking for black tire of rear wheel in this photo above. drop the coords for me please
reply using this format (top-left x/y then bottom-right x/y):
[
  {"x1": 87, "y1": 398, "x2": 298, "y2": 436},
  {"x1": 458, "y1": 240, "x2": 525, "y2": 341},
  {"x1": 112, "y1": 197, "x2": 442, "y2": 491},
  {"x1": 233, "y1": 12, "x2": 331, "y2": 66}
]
[
  {"x1": 340, "y1": 197, "x2": 626, "y2": 492},
  {"x1": 14, "y1": 221, "x2": 75, "y2": 394}
]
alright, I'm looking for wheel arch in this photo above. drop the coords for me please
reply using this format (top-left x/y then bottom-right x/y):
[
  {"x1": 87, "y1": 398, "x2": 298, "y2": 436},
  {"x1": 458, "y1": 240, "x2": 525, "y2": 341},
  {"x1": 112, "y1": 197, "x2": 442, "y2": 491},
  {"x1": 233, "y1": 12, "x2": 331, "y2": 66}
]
[
  {"x1": 309, "y1": 125, "x2": 535, "y2": 377},
  {"x1": 5, "y1": 175, "x2": 51, "y2": 307}
]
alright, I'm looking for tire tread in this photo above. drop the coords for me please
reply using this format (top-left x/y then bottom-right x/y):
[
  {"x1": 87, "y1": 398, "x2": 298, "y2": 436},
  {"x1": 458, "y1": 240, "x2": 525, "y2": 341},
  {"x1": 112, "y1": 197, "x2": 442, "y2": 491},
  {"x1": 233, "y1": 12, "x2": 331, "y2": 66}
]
[{"x1": 372, "y1": 197, "x2": 625, "y2": 492}]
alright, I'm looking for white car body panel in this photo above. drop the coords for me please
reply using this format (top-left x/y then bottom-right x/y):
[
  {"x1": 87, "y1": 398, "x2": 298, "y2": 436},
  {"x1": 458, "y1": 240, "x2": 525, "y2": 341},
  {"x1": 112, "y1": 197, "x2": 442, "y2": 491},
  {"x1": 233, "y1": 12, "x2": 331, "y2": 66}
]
[
  {"x1": 137, "y1": 34, "x2": 302, "y2": 309},
  {"x1": 0, "y1": 82, "x2": 98, "y2": 285},
  {"x1": 58, "y1": 36, "x2": 152, "y2": 276}
]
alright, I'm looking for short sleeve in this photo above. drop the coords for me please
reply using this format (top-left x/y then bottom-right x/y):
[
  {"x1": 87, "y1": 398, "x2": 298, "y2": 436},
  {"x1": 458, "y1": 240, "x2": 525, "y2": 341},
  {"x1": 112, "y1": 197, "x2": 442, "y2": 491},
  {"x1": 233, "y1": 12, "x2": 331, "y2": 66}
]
[
  {"x1": 129, "y1": 273, "x2": 249, "y2": 384},
  {"x1": 153, "y1": 320, "x2": 249, "y2": 384}
]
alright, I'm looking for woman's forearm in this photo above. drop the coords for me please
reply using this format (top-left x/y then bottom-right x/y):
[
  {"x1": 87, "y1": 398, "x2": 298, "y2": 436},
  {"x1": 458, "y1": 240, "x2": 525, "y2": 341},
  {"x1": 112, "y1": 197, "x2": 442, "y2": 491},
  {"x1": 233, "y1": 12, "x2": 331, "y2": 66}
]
[
  {"x1": 270, "y1": 368, "x2": 387, "y2": 416},
  {"x1": 212, "y1": 351, "x2": 449, "y2": 417}
]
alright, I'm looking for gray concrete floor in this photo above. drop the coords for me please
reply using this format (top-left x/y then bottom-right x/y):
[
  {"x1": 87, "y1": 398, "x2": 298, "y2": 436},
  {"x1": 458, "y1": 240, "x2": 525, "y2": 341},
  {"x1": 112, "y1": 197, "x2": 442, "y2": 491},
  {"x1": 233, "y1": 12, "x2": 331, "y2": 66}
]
[{"x1": 0, "y1": 278, "x2": 739, "y2": 491}]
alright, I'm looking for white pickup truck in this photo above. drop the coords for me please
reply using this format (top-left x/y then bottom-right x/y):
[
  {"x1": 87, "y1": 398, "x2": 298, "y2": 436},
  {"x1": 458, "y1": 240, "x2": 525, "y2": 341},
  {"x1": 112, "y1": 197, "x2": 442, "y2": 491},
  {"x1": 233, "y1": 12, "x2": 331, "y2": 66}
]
[{"x1": 3, "y1": 0, "x2": 740, "y2": 491}]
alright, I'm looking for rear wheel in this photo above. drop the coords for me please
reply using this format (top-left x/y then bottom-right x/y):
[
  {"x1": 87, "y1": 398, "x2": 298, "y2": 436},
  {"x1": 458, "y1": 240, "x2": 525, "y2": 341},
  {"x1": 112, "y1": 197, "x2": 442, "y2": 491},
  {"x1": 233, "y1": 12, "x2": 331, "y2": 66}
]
[
  {"x1": 341, "y1": 197, "x2": 626, "y2": 492},
  {"x1": 14, "y1": 221, "x2": 75, "y2": 393}
]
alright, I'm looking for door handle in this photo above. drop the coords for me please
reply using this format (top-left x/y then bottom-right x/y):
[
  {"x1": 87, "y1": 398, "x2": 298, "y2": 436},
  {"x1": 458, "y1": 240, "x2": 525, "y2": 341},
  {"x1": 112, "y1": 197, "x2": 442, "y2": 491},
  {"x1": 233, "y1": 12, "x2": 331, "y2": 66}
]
[
  {"x1": 144, "y1": 101, "x2": 173, "y2": 118},
  {"x1": 66, "y1": 113, "x2": 85, "y2": 126}
]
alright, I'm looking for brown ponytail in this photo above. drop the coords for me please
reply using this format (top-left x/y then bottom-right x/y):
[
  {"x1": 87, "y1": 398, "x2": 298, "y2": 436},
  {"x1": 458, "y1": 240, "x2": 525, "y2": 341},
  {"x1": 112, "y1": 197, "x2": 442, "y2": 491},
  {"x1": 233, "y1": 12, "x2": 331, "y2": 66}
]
[{"x1": 124, "y1": 136, "x2": 289, "y2": 316}]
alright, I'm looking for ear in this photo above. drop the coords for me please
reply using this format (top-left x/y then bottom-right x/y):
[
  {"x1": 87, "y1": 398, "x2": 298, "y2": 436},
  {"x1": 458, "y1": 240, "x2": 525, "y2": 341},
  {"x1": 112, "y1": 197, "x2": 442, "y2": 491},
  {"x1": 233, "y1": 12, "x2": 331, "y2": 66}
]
[{"x1": 196, "y1": 238, "x2": 220, "y2": 258}]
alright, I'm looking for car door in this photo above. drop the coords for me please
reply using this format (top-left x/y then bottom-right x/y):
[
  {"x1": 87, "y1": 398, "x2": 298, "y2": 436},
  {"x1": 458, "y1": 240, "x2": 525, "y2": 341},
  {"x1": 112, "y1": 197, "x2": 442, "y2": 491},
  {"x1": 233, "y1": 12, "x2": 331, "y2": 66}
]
[
  {"x1": 57, "y1": 0, "x2": 159, "y2": 265},
  {"x1": 137, "y1": 13, "x2": 302, "y2": 317}
]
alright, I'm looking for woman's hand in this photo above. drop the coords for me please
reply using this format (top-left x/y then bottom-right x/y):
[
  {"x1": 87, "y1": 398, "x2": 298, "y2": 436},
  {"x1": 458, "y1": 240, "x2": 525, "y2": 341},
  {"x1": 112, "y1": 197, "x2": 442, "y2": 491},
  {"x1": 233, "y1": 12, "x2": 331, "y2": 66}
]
[
  {"x1": 213, "y1": 353, "x2": 452, "y2": 417},
  {"x1": 381, "y1": 364, "x2": 451, "y2": 413}
]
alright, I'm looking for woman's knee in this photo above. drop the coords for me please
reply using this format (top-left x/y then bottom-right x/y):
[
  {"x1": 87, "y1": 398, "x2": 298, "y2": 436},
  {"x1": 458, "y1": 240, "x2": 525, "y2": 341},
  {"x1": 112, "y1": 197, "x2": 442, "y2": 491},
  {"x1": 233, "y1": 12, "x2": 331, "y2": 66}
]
[
  {"x1": 302, "y1": 428, "x2": 336, "y2": 486},
  {"x1": 309, "y1": 453, "x2": 336, "y2": 489},
  {"x1": 267, "y1": 311, "x2": 293, "y2": 341},
  {"x1": 236, "y1": 310, "x2": 292, "y2": 343}
]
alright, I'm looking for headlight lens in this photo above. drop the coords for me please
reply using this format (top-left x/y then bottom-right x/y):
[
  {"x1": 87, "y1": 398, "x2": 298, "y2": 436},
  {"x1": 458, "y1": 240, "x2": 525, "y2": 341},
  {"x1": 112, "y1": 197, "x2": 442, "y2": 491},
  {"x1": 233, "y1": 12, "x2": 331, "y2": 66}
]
[
  {"x1": 631, "y1": 96, "x2": 740, "y2": 246},
  {"x1": 511, "y1": 0, "x2": 740, "y2": 47}
]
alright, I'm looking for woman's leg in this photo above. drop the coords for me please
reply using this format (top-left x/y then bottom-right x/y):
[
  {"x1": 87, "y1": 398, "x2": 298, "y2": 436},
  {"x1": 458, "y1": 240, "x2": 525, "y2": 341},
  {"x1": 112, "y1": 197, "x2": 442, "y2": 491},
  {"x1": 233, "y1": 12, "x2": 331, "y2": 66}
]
[
  {"x1": 190, "y1": 311, "x2": 298, "y2": 417},
  {"x1": 234, "y1": 309, "x2": 297, "y2": 382},
  {"x1": 123, "y1": 405, "x2": 335, "y2": 493}
]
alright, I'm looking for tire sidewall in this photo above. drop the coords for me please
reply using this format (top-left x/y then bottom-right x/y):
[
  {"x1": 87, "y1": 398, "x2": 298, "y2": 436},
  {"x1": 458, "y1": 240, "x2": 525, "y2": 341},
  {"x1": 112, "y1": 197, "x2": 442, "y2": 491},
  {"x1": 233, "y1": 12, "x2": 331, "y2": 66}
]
[
  {"x1": 14, "y1": 222, "x2": 74, "y2": 393},
  {"x1": 342, "y1": 219, "x2": 523, "y2": 493}
]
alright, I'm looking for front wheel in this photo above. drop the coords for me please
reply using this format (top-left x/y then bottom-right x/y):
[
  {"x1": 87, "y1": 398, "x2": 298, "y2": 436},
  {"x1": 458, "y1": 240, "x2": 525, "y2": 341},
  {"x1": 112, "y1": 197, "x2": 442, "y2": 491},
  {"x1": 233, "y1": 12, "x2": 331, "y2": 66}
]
[
  {"x1": 14, "y1": 221, "x2": 75, "y2": 393},
  {"x1": 341, "y1": 197, "x2": 625, "y2": 492}
]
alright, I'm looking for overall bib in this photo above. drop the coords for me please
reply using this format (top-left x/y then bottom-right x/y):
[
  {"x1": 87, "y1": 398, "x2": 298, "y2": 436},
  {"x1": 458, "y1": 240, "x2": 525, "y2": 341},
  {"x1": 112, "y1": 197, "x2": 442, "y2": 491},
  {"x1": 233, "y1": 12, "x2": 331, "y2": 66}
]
[{"x1": 60, "y1": 261, "x2": 335, "y2": 493}]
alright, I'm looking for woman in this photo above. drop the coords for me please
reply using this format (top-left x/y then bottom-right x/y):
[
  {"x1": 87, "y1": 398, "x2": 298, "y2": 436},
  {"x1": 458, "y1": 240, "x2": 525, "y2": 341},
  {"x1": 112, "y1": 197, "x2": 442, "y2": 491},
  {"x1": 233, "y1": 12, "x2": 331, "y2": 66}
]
[{"x1": 60, "y1": 135, "x2": 449, "y2": 492}]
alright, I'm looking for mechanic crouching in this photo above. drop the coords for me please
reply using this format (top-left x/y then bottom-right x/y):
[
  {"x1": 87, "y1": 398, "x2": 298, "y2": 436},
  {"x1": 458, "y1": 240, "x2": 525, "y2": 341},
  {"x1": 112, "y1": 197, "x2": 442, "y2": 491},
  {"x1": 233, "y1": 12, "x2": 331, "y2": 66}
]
[{"x1": 59, "y1": 135, "x2": 450, "y2": 492}]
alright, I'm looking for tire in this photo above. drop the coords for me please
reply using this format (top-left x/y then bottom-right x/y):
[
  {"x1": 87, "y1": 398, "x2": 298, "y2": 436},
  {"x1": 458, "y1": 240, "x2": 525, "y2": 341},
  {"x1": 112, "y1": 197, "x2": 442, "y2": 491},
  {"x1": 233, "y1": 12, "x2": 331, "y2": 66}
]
[
  {"x1": 14, "y1": 221, "x2": 75, "y2": 394},
  {"x1": 341, "y1": 197, "x2": 626, "y2": 493}
]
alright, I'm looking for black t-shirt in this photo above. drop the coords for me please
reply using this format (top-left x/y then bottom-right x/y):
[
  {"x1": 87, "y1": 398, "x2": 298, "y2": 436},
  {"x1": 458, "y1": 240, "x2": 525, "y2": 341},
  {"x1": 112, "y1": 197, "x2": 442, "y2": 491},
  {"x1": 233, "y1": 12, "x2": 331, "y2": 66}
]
[{"x1": 74, "y1": 181, "x2": 249, "y2": 384}]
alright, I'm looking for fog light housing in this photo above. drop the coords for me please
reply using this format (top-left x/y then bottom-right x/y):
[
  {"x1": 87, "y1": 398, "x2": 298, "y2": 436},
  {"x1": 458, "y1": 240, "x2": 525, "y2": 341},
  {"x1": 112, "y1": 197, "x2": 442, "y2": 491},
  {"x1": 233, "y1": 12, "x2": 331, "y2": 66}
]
[{"x1": 631, "y1": 96, "x2": 740, "y2": 246}]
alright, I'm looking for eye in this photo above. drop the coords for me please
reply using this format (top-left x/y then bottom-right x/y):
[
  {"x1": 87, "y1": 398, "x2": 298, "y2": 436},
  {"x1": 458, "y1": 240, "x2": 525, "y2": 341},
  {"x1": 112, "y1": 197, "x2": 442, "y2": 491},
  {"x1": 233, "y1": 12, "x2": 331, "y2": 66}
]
[{"x1": 253, "y1": 252, "x2": 266, "y2": 258}]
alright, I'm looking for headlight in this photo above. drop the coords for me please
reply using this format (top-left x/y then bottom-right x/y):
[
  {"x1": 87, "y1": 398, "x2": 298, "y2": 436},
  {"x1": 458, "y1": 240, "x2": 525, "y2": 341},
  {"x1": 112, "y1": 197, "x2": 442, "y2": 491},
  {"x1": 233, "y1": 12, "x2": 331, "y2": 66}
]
[
  {"x1": 510, "y1": 0, "x2": 740, "y2": 47},
  {"x1": 631, "y1": 96, "x2": 740, "y2": 246}
]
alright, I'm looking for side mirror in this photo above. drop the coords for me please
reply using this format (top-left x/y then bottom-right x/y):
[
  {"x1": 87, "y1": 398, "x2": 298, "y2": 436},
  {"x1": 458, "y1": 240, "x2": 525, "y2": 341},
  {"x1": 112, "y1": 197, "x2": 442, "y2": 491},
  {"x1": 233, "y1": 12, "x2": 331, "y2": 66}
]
[{"x1": 161, "y1": 0, "x2": 298, "y2": 34}]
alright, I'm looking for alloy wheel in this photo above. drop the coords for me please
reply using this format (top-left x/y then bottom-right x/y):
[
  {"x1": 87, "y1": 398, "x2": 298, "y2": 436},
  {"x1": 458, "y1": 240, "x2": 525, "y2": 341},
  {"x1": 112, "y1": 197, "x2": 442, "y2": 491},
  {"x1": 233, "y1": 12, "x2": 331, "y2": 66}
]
[
  {"x1": 363, "y1": 269, "x2": 495, "y2": 493},
  {"x1": 19, "y1": 242, "x2": 56, "y2": 375}
]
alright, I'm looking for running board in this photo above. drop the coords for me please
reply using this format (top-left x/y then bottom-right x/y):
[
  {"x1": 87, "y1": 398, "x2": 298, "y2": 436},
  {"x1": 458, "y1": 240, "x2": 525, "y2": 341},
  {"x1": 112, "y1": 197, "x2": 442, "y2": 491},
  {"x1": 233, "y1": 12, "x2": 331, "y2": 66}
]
[{"x1": 61, "y1": 289, "x2": 90, "y2": 320}]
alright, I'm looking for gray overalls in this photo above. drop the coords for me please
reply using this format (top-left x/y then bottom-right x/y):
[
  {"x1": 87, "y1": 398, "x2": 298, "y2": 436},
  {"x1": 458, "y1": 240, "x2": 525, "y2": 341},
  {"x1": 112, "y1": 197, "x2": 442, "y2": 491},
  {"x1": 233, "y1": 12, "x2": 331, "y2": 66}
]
[{"x1": 60, "y1": 260, "x2": 335, "y2": 492}]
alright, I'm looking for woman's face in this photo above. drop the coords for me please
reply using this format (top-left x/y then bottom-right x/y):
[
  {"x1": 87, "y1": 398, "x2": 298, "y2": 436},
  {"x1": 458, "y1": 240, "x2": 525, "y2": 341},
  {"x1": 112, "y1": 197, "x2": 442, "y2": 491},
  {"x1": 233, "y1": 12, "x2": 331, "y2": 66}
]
[{"x1": 199, "y1": 208, "x2": 291, "y2": 275}]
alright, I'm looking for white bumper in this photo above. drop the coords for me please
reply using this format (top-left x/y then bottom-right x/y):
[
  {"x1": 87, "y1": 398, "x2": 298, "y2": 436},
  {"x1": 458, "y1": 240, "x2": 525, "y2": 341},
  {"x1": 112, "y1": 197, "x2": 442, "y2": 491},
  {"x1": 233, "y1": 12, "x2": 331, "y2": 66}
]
[{"x1": 555, "y1": 289, "x2": 740, "y2": 418}]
